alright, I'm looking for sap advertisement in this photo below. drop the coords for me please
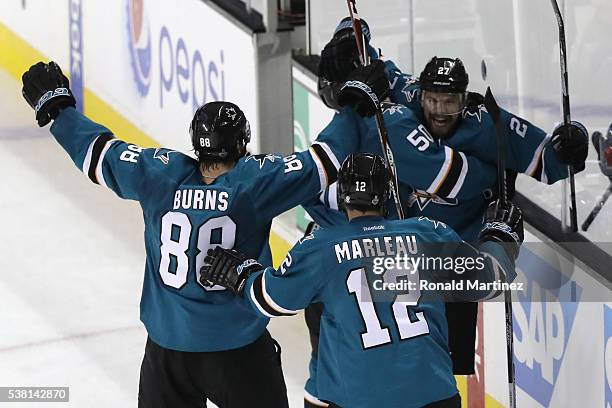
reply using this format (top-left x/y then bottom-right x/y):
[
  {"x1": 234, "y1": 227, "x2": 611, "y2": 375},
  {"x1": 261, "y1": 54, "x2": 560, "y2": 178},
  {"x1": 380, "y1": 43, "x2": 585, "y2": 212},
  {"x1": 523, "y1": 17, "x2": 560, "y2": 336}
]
[
  {"x1": 481, "y1": 233, "x2": 610, "y2": 407},
  {"x1": 0, "y1": 0, "x2": 259, "y2": 152}
]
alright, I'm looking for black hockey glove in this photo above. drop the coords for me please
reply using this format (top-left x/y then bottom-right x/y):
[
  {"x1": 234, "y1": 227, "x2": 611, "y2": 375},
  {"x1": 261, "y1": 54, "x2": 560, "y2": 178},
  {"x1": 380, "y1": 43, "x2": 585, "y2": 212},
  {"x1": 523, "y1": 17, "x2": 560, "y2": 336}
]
[
  {"x1": 478, "y1": 199, "x2": 524, "y2": 260},
  {"x1": 199, "y1": 246, "x2": 263, "y2": 295},
  {"x1": 551, "y1": 121, "x2": 588, "y2": 171},
  {"x1": 319, "y1": 33, "x2": 362, "y2": 83},
  {"x1": 465, "y1": 91, "x2": 484, "y2": 111},
  {"x1": 22, "y1": 61, "x2": 76, "y2": 127},
  {"x1": 338, "y1": 60, "x2": 389, "y2": 117}
]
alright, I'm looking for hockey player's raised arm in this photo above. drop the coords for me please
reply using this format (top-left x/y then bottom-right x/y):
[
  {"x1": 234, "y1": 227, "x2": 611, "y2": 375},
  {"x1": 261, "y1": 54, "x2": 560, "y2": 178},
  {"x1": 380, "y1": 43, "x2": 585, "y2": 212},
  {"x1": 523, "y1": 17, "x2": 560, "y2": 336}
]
[
  {"x1": 238, "y1": 139, "x2": 347, "y2": 221},
  {"x1": 384, "y1": 60, "x2": 422, "y2": 113},
  {"x1": 49, "y1": 107, "x2": 158, "y2": 200},
  {"x1": 493, "y1": 109, "x2": 588, "y2": 184},
  {"x1": 240, "y1": 109, "x2": 363, "y2": 221},
  {"x1": 22, "y1": 62, "x2": 157, "y2": 201}
]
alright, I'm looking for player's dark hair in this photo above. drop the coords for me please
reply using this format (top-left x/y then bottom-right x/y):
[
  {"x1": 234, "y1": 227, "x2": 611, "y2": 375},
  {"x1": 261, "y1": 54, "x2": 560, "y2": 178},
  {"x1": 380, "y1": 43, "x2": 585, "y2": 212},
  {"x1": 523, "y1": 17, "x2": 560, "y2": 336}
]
[
  {"x1": 190, "y1": 101, "x2": 251, "y2": 168},
  {"x1": 419, "y1": 56, "x2": 469, "y2": 94},
  {"x1": 337, "y1": 153, "x2": 390, "y2": 213}
]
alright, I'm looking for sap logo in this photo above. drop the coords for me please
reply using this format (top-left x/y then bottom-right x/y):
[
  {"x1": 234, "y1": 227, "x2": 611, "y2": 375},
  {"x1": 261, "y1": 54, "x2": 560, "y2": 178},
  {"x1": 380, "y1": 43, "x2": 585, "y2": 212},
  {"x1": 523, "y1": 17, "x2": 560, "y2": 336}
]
[
  {"x1": 126, "y1": 0, "x2": 226, "y2": 111},
  {"x1": 605, "y1": 305, "x2": 612, "y2": 408},
  {"x1": 513, "y1": 248, "x2": 580, "y2": 407},
  {"x1": 127, "y1": 0, "x2": 152, "y2": 96}
]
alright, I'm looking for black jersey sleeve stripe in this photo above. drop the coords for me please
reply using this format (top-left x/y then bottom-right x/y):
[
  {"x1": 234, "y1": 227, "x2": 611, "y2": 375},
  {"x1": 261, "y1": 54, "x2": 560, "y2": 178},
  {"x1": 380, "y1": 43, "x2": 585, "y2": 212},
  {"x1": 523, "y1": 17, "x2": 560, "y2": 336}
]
[
  {"x1": 311, "y1": 143, "x2": 339, "y2": 186},
  {"x1": 435, "y1": 148, "x2": 465, "y2": 198},
  {"x1": 86, "y1": 133, "x2": 115, "y2": 185},
  {"x1": 251, "y1": 274, "x2": 296, "y2": 317}
]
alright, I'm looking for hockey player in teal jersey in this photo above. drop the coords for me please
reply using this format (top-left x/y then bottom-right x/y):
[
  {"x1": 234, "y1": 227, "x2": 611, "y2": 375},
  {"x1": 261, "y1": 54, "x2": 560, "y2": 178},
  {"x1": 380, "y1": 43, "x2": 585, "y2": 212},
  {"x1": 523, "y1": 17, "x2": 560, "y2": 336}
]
[
  {"x1": 312, "y1": 22, "x2": 589, "y2": 388},
  {"x1": 319, "y1": 21, "x2": 589, "y2": 240},
  {"x1": 21, "y1": 61, "x2": 355, "y2": 408},
  {"x1": 201, "y1": 153, "x2": 524, "y2": 408}
]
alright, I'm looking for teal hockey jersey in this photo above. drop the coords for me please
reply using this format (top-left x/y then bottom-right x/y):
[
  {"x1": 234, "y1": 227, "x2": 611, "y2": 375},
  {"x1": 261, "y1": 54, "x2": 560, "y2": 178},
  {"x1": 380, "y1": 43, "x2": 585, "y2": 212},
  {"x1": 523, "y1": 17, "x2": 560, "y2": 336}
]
[
  {"x1": 242, "y1": 215, "x2": 515, "y2": 407},
  {"x1": 49, "y1": 107, "x2": 349, "y2": 351},
  {"x1": 384, "y1": 59, "x2": 568, "y2": 239}
]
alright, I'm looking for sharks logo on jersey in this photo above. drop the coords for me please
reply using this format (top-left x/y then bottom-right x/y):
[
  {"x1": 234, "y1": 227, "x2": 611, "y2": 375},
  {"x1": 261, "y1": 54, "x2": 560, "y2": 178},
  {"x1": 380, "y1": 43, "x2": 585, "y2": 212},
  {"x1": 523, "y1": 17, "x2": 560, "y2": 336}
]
[
  {"x1": 382, "y1": 104, "x2": 406, "y2": 116},
  {"x1": 401, "y1": 80, "x2": 419, "y2": 103},
  {"x1": 406, "y1": 189, "x2": 459, "y2": 210},
  {"x1": 153, "y1": 148, "x2": 180, "y2": 165},
  {"x1": 245, "y1": 153, "x2": 283, "y2": 169},
  {"x1": 417, "y1": 216, "x2": 448, "y2": 229},
  {"x1": 462, "y1": 104, "x2": 487, "y2": 123}
]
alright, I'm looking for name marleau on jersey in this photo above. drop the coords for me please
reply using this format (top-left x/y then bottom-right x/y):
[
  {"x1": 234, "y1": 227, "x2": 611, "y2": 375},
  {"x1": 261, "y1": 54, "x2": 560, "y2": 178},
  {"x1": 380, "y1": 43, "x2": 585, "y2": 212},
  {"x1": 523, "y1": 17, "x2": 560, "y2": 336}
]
[{"x1": 334, "y1": 235, "x2": 419, "y2": 263}]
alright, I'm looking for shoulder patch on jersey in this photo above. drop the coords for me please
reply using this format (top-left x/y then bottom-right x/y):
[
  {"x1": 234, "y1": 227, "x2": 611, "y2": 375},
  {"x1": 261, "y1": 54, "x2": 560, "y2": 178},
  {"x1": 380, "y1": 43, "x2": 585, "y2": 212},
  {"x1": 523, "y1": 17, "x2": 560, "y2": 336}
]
[
  {"x1": 401, "y1": 80, "x2": 419, "y2": 103},
  {"x1": 382, "y1": 103, "x2": 406, "y2": 116},
  {"x1": 417, "y1": 216, "x2": 448, "y2": 229},
  {"x1": 153, "y1": 148, "x2": 181, "y2": 165},
  {"x1": 298, "y1": 233, "x2": 315, "y2": 245},
  {"x1": 406, "y1": 189, "x2": 459, "y2": 210},
  {"x1": 462, "y1": 104, "x2": 487, "y2": 123},
  {"x1": 244, "y1": 153, "x2": 283, "y2": 169}
]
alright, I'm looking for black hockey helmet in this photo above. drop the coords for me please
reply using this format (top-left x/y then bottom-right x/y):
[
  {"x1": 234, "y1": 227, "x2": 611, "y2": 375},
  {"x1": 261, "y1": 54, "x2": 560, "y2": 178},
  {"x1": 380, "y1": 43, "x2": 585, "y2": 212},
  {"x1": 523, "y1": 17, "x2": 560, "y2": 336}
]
[
  {"x1": 419, "y1": 57, "x2": 469, "y2": 94},
  {"x1": 337, "y1": 153, "x2": 390, "y2": 212},
  {"x1": 190, "y1": 101, "x2": 251, "y2": 162},
  {"x1": 333, "y1": 16, "x2": 372, "y2": 43}
]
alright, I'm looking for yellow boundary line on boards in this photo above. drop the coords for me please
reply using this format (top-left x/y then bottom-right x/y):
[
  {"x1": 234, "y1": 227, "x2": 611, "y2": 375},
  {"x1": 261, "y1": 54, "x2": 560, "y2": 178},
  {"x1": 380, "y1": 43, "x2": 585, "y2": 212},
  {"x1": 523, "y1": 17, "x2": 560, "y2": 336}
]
[
  {"x1": 0, "y1": 21, "x2": 292, "y2": 267},
  {"x1": 1, "y1": 20, "x2": 507, "y2": 407}
]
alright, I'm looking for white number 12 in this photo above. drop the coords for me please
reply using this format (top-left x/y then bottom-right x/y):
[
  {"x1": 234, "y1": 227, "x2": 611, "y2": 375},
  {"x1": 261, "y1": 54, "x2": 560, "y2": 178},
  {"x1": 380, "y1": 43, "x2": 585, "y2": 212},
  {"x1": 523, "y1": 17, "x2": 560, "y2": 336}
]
[{"x1": 346, "y1": 267, "x2": 429, "y2": 349}]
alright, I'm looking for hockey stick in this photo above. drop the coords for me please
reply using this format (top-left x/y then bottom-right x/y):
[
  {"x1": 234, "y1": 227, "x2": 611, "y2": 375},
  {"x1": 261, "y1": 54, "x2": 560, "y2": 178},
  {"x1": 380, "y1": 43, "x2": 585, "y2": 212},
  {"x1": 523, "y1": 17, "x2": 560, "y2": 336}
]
[
  {"x1": 483, "y1": 87, "x2": 516, "y2": 408},
  {"x1": 582, "y1": 131, "x2": 612, "y2": 231},
  {"x1": 345, "y1": 0, "x2": 405, "y2": 219},
  {"x1": 550, "y1": 0, "x2": 578, "y2": 233},
  {"x1": 581, "y1": 182, "x2": 612, "y2": 231}
]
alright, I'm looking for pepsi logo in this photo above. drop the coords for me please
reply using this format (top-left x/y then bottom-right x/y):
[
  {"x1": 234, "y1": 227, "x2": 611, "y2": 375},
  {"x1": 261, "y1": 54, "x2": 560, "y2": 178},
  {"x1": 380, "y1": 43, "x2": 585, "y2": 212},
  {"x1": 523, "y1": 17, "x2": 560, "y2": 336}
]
[{"x1": 127, "y1": 0, "x2": 152, "y2": 96}]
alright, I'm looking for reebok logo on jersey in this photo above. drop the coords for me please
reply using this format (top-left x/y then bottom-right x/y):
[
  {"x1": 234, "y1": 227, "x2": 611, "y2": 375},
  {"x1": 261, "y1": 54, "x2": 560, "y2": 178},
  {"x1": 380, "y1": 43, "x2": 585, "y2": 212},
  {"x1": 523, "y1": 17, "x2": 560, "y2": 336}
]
[{"x1": 363, "y1": 225, "x2": 385, "y2": 231}]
